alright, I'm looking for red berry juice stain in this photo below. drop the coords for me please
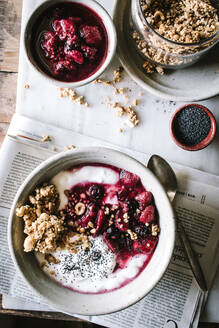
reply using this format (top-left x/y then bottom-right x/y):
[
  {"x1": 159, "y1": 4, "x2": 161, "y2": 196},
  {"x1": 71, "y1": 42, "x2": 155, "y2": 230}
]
[{"x1": 30, "y1": 2, "x2": 108, "y2": 82}]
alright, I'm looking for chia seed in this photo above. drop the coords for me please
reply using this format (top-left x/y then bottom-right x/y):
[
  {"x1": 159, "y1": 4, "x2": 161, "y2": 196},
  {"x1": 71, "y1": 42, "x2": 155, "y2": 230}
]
[{"x1": 173, "y1": 106, "x2": 211, "y2": 146}]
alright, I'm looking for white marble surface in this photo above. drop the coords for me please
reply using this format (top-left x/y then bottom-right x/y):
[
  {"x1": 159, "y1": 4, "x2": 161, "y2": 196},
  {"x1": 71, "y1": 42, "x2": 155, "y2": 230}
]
[{"x1": 17, "y1": 0, "x2": 219, "y2": 177}]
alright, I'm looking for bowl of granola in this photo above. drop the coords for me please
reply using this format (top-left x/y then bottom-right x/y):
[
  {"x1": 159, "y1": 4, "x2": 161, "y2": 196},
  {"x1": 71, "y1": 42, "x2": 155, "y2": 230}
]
[
  {"x1": 132, "y1": 0, "x2": 219, "y2": 68},
  {"x1": 24, "y1": 0, "x2": 117, "y2": 87},
  {"x1": 8, "y1": 147, "x2": 175, "y2": 315}
]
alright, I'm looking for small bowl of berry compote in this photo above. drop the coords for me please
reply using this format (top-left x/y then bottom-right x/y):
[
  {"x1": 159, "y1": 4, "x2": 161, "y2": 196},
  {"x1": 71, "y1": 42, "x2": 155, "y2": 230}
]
[{"x1": 24, "y1": 0, "x2": 117, "y2": 87}]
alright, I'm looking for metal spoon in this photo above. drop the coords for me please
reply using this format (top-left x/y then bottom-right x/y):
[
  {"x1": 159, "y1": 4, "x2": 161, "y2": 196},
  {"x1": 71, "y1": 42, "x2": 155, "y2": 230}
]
[{"x1": 147, "y1": 154, "x2": 208, "y2": 291}]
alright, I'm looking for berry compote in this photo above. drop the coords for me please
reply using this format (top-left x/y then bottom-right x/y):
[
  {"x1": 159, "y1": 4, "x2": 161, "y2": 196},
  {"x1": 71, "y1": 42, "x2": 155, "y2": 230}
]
[
  {"x1": 30, "y1": 2, "x2": 108, "y2": 82},
  {"x1": 59, "y1": 164, "x2": 160, "y2": 273}
]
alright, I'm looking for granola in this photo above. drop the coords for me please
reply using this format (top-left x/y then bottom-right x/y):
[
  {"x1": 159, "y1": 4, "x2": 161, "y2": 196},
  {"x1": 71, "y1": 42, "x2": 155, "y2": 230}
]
[
  {"x1": 141, "y1": 0, "x2": 219, "y2": 43},
  {"x1": 58, "y1": 88, "x2": 90, "y2": 107},
  {"x1": 16, "y1": 184, "x2": 65, "y2": 253},
  {"x1": 133, "y1": 0, "x2": 219, "y2": 68}
]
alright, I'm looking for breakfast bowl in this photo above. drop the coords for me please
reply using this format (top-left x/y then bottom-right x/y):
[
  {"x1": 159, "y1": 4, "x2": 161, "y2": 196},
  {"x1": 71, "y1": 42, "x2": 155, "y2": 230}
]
[
  {"x1": 8, "y1": 147, "x2": 175, "y2": 315},
  {"x1": 24, "y1": 0, "x2": 117, "y2": 87}
]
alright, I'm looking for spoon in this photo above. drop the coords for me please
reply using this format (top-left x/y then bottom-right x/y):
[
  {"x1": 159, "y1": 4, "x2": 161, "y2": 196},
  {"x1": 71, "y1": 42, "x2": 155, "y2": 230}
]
[{"x1": 147, "y1": 154, "x2": 208, "y2": 291}]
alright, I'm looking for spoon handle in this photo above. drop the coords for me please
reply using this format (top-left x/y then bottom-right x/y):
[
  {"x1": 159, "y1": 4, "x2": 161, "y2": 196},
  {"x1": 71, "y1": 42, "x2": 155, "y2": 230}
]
[{"x1": 177, "y1": 221, "x2": 208, "y2": 291}]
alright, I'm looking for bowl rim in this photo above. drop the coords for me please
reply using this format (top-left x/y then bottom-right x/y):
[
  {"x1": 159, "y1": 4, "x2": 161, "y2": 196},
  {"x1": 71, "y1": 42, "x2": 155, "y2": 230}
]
[
  {"x1": 8, "y1": 147, "x2": 175, "y2": 315},
  {"x1": 23, "y1": 0, "x2": 117, "y2": 88},
  {"x1": 170, "y1": 104, "x2": 217, "y2": 151}
]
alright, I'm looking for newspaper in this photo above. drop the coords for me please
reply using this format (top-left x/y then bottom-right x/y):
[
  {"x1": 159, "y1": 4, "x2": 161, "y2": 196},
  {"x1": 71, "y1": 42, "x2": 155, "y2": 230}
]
[{"x1": 0, "y1": 114, "x2": 219, "y2": 328}]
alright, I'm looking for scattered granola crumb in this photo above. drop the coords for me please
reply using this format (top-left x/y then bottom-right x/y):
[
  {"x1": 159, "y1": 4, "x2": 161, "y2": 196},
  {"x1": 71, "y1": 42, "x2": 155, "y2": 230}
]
[
  {"x1": 42, "y1": 135, "x2": 52, "y2": 142},
  {"x1": 93, "y1": 78, "x2": 111, "y2": 86},
  {"x1": 58, "y1": 88, "x2": 89, "y2": 107},
  {"x1": 109, "y1": 102, "x2": 140, "y2": 127},
  {"x1": 138, "y1": 92, "x2": 143, "y2": 97},
  {"x1": 64, "y1": 145, "x2": 76, "y2": 151},
  {"x1": 50, "y1": 270, "x2": 56, "y2": 275},
  {"x1": 52, "y1": 146, "x2": 57, "y2": 152},
  {"x1": 24, "y1": 84, "x2": 30, "y2": 89},
  {"x1": 113, "y1": 66, "x2": 124, "y2": 84},
  {"x1": 119, "y1": 128, "x2": 124, "y2": 133},
  {"x1": 133, "y1": 99, "x2": 138, "y2": 106}
]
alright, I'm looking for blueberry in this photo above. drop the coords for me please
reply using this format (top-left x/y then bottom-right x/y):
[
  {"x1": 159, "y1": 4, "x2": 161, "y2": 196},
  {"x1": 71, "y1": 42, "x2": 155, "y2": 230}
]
[
  {"x1": 133, "y1": 225, "x2": 148, "y2": 238},
  {"x1": 107, "y1": 227, "x2": 113, "y2": 234},
  {"x1": 127, "y1": 199, "x2": 139, "y2": 212},
  {"x1": 89, "y1": 184, "x2": 104, "y2": 200}
]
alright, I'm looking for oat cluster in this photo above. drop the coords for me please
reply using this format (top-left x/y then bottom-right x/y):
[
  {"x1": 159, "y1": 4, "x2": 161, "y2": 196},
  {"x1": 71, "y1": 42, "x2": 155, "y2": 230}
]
[
  {"x1": 16, "y1": 184, "x2": 65, "y2": 253},
  {"x1": 108, "y1": 101, "x2": 140, "y2": 127},
  {"x1": 141, "y1": 0, "x2": 219, "y2": 43},
  {"x1": 58, "y1": 87, "x2": 89, "y2": 107},
  {"x1": 16, "y1": 183, "x2": 92, "y2": 254}
]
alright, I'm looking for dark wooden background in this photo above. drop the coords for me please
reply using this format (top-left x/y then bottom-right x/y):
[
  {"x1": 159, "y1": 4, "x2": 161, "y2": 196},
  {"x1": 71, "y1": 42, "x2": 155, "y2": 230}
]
[{"x1": 0, "y1": 0, "x2": 218, "y2": 326}]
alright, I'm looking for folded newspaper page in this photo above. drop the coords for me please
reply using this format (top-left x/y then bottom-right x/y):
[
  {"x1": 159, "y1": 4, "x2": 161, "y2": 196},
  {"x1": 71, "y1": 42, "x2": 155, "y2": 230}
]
[{"x1": 0, "y1": 114, "x2": 218, "y2": 328}]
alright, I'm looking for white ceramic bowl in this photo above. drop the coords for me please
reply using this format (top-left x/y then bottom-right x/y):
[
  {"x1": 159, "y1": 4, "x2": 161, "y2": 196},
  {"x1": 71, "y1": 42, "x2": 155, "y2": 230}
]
[
  {"x1": 8, "y1": 147, "x2": 175, "y2": 315},
  {"x1": 24, "y1": 0, "x2": 117, "y2": 88}
]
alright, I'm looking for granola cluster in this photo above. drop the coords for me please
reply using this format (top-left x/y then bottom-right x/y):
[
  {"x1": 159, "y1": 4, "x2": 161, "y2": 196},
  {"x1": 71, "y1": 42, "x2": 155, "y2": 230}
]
[
  {"x1": 58, "y1": 87, "x2": 89, "y2": 107},
  {"x1": 16, "y1": 184, "x2": 65, "y2": 253},
  {"x1": 141, "y1": 0, "x2": 219, "y2": 43}
]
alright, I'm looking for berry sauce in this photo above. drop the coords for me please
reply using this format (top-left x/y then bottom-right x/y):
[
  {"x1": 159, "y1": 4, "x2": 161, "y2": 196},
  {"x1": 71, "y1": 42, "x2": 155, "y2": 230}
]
[
  {"x1": 51, "y1": 163, "x2": 160, "y2": 293},
  {"x1": 30, "y1": 2, "x2": 108, "y2": 82}
]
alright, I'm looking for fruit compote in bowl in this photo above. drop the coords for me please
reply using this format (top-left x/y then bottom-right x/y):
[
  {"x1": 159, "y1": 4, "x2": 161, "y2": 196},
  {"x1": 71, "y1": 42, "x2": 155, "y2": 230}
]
[
  {"x1": 8, "y1": 147, "x2": 175, "y2": 315},
  {"x1": 24, "y1": 0, "x2": 117, "y2": 87}
]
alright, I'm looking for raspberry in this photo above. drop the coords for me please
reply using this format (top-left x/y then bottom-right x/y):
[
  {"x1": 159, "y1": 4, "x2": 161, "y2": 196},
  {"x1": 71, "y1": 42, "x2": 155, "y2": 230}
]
[
  {"x1": 133, "y1": 236, "x2": 158, "y2": 254},
  {"x1": 139, "y1": 205, "x2": 155, "y2": 224},
  {"x1": 66, "y1": 50, "x2": 84, "y2": 64},
  {"x1": 64, "y1": 35, "x2": 80, "y2": 52},
  {"x1": 81, "y1": 45, "x2": 97, "y2": 62},
  {"x1": 80, "y1": 25, "x2": 102, "y2": 45},
  {"x1": 41, "y1": 32, "x2": 57, "y2": 59},
  {"x1": 135, "y1": 191, "x2": 152, "y2": 210},
  {"x1": 53, "y1": 18, "x2": 76, "y2": 40},
  {"x1": 120, "y1": 170, "x2": 140, "y2": 187},
  {"x1": 117, "y1": 251, "x2": 132, "y2": 269},
  {"x1": 54, "y1": 60, "x2": 77, "y2": 74}
]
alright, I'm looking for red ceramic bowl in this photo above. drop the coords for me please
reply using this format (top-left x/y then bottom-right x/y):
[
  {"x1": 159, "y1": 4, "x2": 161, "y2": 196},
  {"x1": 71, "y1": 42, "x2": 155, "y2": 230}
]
[{"x1": 170, "y1": 104, "x2": 217, "y2": 151}]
